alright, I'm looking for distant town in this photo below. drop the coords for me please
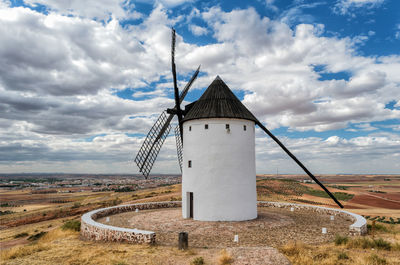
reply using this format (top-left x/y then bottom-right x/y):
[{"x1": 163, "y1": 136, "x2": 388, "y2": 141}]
[{"x1": 0, "y1": 174, "x2": 181, "y2": 194}]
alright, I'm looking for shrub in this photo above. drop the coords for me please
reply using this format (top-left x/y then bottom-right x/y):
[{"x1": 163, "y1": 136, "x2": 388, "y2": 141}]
[
  {"x1": 61, "y1": 220, "x2": 81, "y2": 232},
  {"x1": 279, "y1": 241, "x2": 305, "y2": 256},
  {"x1": 27, "y1": 231, "x2": 47, "y2": 241},
  {"x1": 373, "y1": 238, "x2": 391, "y2": 250},
  {"x1": 392, "y1": 243, "x2": 400, "y2": 251},
  {"x1": 347, "y1": 237, "x2": 374, "y2": 249},
  {"x1": 333, "y1": 192, "x2": 354, "y2": 201},
  {"x1": 365, "y1": 254, "x2": 387, "y2": 265},
  {"x1": 114, "y1": 262, "x2": 128, "y2": 265},
  {"x1": 0, "y1": 210, "x2": 15, "y2": 215},
  {"x1": 337, "y1": 252, "x2": 349, "y2": 260},
  {"x1": 72, "y1": 202, "x2": 81, "y2": 208},
  {"x1": 14, "y1": 232, "x2": 29, "y2": 238},
  {"x1": 346, "y1": 237, "x2": 393, "y2": 251},
  {"x1": 334, "y1": 234, "x2": 349, "y2": 245},
  {"x1": 368, "y1": 222, "x2": 388, "y2": 233},
  {"x1": 313, "y1": 252, "x2": 328, "y2": 261},
  {"x1": 191, "y1": 256, "x2": 204, "y2": 265}
]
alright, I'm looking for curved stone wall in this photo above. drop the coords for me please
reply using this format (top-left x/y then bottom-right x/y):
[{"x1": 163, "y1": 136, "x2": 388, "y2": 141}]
[
  {"x1": 258, "y1": 201, "x2": 367, "y2": 235},
  {"x1": 80, "y1": 201, "x2": 367, "y2": 245},
  {"x1": 80, "y1": 201, "x2": 181, "y2": 244}
]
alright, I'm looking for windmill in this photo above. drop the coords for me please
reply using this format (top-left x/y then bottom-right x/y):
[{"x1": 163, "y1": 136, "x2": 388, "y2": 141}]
[{"x1": 134, "y1": 29, "x2": 343, "y2": 221}]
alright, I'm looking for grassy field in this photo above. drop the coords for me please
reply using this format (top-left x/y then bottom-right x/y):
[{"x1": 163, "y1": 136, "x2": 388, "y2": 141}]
[{"x1": 1, "y1": 175, "x2": 399, "y2": 265}]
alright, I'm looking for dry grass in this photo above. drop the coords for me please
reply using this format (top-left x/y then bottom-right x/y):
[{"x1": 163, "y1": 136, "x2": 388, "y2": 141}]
[
  {"x1": 0, "y1": 228, "x2": 220, "y2": 265},
  {"x1": 278, "y1": 221, "x2": 400, "y2": 265},
  {"x1": 217, "y1": 249, "x2": 234, "y2": 265},
  {"x1": 279, "y1": 239, "x2": 399, "y2": 265}
]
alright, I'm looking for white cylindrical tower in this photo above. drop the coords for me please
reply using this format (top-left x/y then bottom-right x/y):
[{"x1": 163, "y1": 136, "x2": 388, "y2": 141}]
[
  {"x1": 182, "y1": 118, "x2": 257, "y2": 221},
  {"x1": 181, "y1": 76, "x2": 258, "y2": 221}
]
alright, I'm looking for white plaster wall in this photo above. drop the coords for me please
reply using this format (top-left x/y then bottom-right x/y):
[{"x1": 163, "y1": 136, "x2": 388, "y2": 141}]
[{"x1": 182, "y1": 118, "x2": 257, "y2": 221}]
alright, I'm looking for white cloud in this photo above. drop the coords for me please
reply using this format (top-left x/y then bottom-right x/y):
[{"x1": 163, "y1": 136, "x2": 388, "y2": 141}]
[
  {"x1": 264, "y1": 0, "x2": 278, "y2": 12},
  {"x1": 395, "y1": 24, "x2": 400, "y2": 40},
  {"x1": 189, "y1": 24, "x2": 208, "y2": 36},
  {"x1": 354, "y1": 123, "x2": 378, "y2": 131},
  {"x1": 182, "y1": 7, "x2": 399, "y2": 134},
  {"x1": 24, "y1": 0, "x2": 142, "y2": 20},
  {"x1": 333, "y1": 0, "x2": 385, "y2": 16},
  {"x1": 279, "y1": 2, "x2": 323, "y2": 26},
  {"x1": 135, "y1": 0, "x2": 194, "y2": 8},
  {"x1": 255, "y1": 132, "x2": 400, "y2": 174}
]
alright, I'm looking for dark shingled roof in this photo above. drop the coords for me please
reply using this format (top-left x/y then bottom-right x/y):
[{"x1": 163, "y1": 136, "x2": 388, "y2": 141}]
[{"x1": 182, "y1": 76, "x2": 258, "y2": 123}]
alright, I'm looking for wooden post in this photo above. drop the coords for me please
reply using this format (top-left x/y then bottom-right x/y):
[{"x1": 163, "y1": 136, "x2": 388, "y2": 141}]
[
  {"x1": 178, "y1": 232, "x2": 188, "y2": 250},
  {"x1": 372, "y1": 220, "x2": 375, "y2": 238}
]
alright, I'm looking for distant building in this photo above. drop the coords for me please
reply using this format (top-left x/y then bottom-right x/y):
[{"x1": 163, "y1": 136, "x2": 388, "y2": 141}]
[{"x1": 303, "y1": 179, "x2": 315, "y2": 184}]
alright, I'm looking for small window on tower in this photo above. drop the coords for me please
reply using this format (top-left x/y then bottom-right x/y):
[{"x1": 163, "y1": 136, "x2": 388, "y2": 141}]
[
  {"x1": 205, "y1": 124, "x2": 208, "y2": 129},
  {"x1": 226, "y1": 124, "x2": 230, "y2": 130},
  {"x1": 189, "y1": 126, "x2": 192, "y2": 131},
  {"x1": 188, "y1": 160, "x2": 192, "y2": 168},
  {"x1": 243, "y1": 125, "x2": 247, "y2": 131}
]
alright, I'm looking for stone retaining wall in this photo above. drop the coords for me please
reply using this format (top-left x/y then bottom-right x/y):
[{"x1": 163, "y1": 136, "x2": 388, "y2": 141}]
[
  {"x1": 258, "y1": 201, "x2": 367, "y2": 235},
  {"x1": 80, "y1": 201, "x2": 367, "y2": 245},
  {"x1": 80, "y1": 201, "x2": 181, "y2": 244}
]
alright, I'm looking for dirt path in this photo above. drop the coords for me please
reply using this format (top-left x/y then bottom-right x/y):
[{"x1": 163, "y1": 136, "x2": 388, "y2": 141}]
[
  {"x1": 0, "y1": 237, "x2": 28, "y2": 250},
  {"x1": 228, "y1": 246, "x2": 291, "y2": 265}
]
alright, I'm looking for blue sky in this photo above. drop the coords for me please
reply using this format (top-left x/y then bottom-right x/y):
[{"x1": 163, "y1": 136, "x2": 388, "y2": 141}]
[{"x1": 0, "y1": 0, "x2": 399, "y2": 174}]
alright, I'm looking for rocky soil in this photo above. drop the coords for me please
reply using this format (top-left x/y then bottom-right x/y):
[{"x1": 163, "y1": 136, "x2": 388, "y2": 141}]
[{"x1": 98, "y1": 207, "x2": 353, "y2": 248}]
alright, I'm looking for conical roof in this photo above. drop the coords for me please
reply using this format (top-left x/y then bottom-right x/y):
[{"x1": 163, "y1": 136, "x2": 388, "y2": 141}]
[{"x1": 182, "y1": 76, "x2": 258, "y2": 123}]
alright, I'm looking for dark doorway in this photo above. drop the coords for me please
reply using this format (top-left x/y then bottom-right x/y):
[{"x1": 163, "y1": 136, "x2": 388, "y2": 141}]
[{"x1": 189, "y1": 192, "x2": 193, "y2": 218}]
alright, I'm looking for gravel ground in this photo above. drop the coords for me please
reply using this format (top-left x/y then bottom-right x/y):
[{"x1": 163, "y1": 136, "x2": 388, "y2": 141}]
[
  {"x1": 227, "y1": 246, "x2": 291, "y2": 265},
  {"x1": 97, "y1": 207, "x2": 353, "y2": 248}
]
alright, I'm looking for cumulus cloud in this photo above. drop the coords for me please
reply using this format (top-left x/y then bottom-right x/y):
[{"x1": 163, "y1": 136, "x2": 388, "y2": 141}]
[
  {"x1": 179, "y1": 7, "x2": 399, "y2": 134},
  {"x1": 189, "y1": 24, "x2": 208, "y2": 36},
  {"x1": 135, "y1": 0, "x2": 194, "y2": 8},
  {"x1": 255, "y1": 132, "x2": 400, "y2": 174},
  {"x1": 23, "y1": 0, "x2": 142, "y2": 20}
]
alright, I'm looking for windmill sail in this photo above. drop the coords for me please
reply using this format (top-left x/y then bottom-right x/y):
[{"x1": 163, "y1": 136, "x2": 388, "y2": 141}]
[
  {"x1": 133, "y1": 28, "x2": 201, "y2": 179},
  {"x1": 134, "y1": 67, "x2": 200, "y2": 178},
  {"x1": 256, "y1": 121, "x2": 344, "y2": 208},
  {"x1": 134, "y1": 111, "x2": 172, "y2": 178},
  {"x1": 171, "y1": 28, "x2": 184, "y2": 143},
  {"x1": 174, "y1": 125, "x2": 183, "y2": 171}
]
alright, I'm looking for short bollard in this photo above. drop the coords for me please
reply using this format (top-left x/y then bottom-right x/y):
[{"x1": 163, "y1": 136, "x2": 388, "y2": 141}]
[{"x1": 178, "y1": 232, "x2": 188, "y2": 250}]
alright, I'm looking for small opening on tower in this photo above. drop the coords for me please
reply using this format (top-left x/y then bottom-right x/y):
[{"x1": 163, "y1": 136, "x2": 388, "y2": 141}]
[
  {"x1": 243, "y1": 125, "x2": 247, "y2": 131},
  {"x1": 205, "y1": 124, "x2": 208, "y2": 129},
  {"x1": 189, "y1": 126, "x2": 191, "y2": 131},
  {"x1": 188, "y1": 160, "x2": 192, "y2": 168},
  {"x1": 226, "y1": 124, "x2": 230, "y2": 130}
]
